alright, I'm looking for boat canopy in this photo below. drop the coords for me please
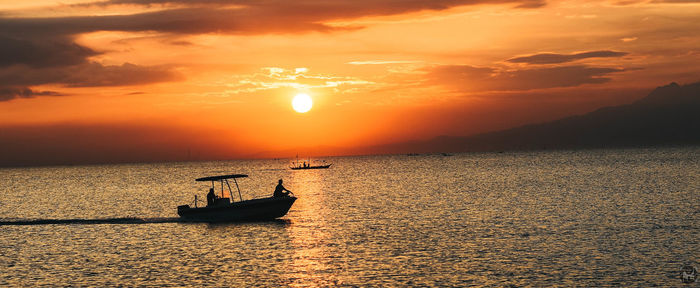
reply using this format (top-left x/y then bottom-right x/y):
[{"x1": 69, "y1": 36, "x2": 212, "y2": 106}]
[{"x1": 195, "y1": 174, "x2": 249, "y2": 182}]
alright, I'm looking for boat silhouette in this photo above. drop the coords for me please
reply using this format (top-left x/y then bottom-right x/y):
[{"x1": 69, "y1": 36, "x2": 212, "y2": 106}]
[
  {"x1": 290, "y1": 155, "x2": 332, "y2": 170},
  {"x1": 177, "y1": 174, "x2": 296, "y2": 222}
]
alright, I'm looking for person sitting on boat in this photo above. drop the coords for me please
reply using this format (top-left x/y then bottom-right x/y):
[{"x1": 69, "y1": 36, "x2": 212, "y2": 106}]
[
  {"x1": 206, "y1": 187, "x2": 216, "y2": 206},
  {"x1": 273, "y1": 179, "x2": 292, "y2": 197}
]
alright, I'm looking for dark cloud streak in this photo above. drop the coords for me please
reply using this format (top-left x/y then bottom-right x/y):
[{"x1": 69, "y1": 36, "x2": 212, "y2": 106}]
[
  {"x1": 0, "y1": 87, "x2": 62, "y2": 102},
  {"x1": 507, "y1": 50, "x2": 628, "y2": 64},
  {"x1": 0, "y1": 62, "x2": 182, "y2": 102},
  {"x1": 425, "y1": 64, "x2": 624, "y2": 91},
  {"x1": 0, "y1": 36, "x2": 98, "y2": 68},
  {"x1": 3, "y1": 1, "x2": 548, "y2": 38},
  {"x1": 62, "y1": 62, "x2": 184, "y2": 87},
  {"x1": 0, "y1": 62, "x2": 183, "y2": 88},
  {"x1": 80, "y1": 0, "x2": 547, "y2": 12}
]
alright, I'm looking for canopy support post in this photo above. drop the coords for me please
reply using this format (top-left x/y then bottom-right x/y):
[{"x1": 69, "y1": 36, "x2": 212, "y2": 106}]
[
  {"x1": 220, "y1": 180, "x2": 224, "y2": 198},
  {"x1": 233, "y1": 178, "x2": 243, "y2": 202},
  {"x1": 224, "y1": 179, "x2": 235, "y2": 202}
]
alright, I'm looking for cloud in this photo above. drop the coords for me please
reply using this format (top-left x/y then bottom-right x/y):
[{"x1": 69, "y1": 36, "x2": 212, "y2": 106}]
[
  {"x1": 347, "y1": 60, "x2": 422, "y2": 65},
  {"x1": 0, "y1": 35, "x2": 98, "y2": 68},
  {"x1": 507, "y1": 50, "x2": 628, "y2": 64},
  {"x1": 515, "y1": 1, "x2": 547, "y2": 8},
  {"x1": 0, "y1": 62, "x2": 183, "y2": 101},
  {"x1": 63, "y1": 62, "x2": 184, "y2": 87},
  {"x1": 0, "y1": 87, "x2": 62, "y2": 102},
  {"x1": 80, "y1": 0, "x2": 548, "y2": 12},
  {"x1": 0, "y1": 0, "x2": 550, "y2": 101},
  {"x1": 425, "y1": 64, "x2": 624, "y2": 91},
  {"x1": 649, "y1": 0, "x2": 700, "y2": 3},
  {"x1": 0, "y1": 62, "x2": 182, "y2": 88},
  {"x1": 2, "y1": 1, "x2": 549, "y2": 38},
  {"x1": 224, "y1": 67, "x2": 372, "y2": 94},
  {"x1": 73, "y1": 0, "x2": 233, "y2": 6},
  {"x1": 613, "y1": 0, "x2": 700, "y2": 4},
  {"x1": 0, "y1": 14, "x2": 184, "y2": 100}
]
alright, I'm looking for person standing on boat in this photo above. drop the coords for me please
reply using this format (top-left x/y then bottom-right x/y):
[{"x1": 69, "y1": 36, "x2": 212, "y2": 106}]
[
  {"x1": 206, "y1": 187, "x2": 216, "y2": 206},
  {"x1": 274, "y1": 179, "x2": 292, "y2": 197}
]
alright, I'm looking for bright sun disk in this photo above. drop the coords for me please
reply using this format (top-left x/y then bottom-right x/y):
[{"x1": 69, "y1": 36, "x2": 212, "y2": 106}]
[{"x1": 292, "y1": 93, "x2": 313, "y2": 113}]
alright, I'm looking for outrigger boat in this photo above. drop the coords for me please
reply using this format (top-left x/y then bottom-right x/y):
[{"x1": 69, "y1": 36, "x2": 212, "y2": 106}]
[
  {"x1": 290, "y1": 155, "x2": 332, "y2": 170},
  {"x1": 177, "y1": 174, "x2": 296, "y2": 222}
]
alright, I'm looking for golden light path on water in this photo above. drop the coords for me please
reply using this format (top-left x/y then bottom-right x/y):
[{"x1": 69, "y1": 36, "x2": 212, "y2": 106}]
[{"x1": 285, "y1": 170, "x2": 338, "y2": 287}]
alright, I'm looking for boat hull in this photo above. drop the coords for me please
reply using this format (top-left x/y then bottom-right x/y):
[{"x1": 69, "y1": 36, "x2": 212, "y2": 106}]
[
  {"x1": 177, "y1": 196, "x2": 296, "y2": 222},
  {"x1": 290, "y1": 164, "x2": 332, "y2": 170}
]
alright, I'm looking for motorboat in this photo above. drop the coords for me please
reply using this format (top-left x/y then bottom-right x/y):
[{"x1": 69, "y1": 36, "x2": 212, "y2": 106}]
[{"x1": 177, "y1": 174, "x2": 296, "y2": 222}]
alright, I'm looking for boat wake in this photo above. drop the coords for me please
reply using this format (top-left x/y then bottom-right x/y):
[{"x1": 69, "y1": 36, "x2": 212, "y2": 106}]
[
  {"x1": 0, "y1": 217, "x2": 183, "y2": 226},
  {"x1": 0, "y1": 217, "x2": 292, "y2": 226}
]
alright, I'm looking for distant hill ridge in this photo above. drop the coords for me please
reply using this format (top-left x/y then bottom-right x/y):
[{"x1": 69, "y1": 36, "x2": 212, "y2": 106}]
[{"x1": 368, "y1": 81, "x2": 700, "y2": 154}]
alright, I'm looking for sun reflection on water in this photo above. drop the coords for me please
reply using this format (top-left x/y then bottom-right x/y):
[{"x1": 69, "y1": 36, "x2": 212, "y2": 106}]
[{"x1": 283, "y1": 170, "x2": 342, "y2": 287}]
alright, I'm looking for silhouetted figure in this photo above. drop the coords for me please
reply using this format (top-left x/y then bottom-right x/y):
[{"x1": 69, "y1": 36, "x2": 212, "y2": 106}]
[
  {"x1": 273, "y1": 179, "x2": 292, "y2": 197},
  {"x1": 206, "y1": 187, "x2": 216, "y2": 206}
]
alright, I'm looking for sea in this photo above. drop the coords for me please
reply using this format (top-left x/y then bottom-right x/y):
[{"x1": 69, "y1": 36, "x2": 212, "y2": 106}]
[{"x1": 0, "y1": 147, "x2": 697, "y2": 287}]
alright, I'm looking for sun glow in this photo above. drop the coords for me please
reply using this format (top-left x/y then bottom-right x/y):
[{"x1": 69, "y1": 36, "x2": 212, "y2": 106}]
[{"x1": 292, "y1": 93, "x2": 313, "y2": 113}]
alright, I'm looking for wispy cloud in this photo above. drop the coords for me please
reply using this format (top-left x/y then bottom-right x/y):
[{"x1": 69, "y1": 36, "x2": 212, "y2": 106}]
[
  {"x1": 0, "y1": 62, "x2": 183, "y2": 101},
  {"x1": 0, "y1": 87, "x2": 62, "y2": 102},
  {"x1": 424, "y1": 64, "x2": 625, "y2": 91},
  {"x1": 507, "y1": 50, "x2": 629, "y2": 65},
  {"x1": 3, "y1": 1, "x2": 549, "y2": 39},
  {"x1": 347, "y1": 60, "x2": 422, "y2": 65},
  {"x1": 0, "y1": 35, "x2": 98, "y2": 68},
  {"x1": 223, "y1": 67, "x2": 373, "y2": 94}
]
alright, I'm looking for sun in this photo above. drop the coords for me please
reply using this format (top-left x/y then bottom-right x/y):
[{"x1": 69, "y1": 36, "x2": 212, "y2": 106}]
[{"x1": 292, "y1": 93, "x2": 313, "y2": 113}]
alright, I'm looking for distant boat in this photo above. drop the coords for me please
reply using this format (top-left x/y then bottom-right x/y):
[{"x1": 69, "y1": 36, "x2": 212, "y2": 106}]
[
  {"x1": 290, "y1": 155, "x2": 332, "y2": 170},
  {"x1": 290, "y1": 163, "x2": 332, "y2": 170},
  {"x1": 177, "y1": 174, "x2": 296, "y2": 222}
]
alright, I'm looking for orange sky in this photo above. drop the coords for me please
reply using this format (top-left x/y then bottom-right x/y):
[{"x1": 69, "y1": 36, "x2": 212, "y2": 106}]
[{"x1": 1, "y1": 0, "x2": 699, "y2": 164}]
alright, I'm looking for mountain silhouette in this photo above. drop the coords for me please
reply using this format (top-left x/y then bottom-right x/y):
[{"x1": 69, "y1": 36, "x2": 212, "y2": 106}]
[{"x1": 363, "y1": 81, "x2": 700, "y2": 153}]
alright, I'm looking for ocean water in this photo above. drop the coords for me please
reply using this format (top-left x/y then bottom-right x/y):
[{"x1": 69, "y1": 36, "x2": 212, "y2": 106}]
[{"x1": 0, "y1": 147, "x2": 698, "y2": 287}]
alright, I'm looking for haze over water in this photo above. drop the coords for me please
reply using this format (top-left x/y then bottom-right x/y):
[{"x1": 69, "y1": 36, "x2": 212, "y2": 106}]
[{"x1": 0, "y1": 147, "x2": 697, "y2": 286}]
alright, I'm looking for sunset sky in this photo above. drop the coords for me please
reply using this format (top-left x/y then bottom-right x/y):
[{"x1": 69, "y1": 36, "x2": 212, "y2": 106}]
[{"x1": 1, "y1": 0, "x2": 699, "y2": 165}]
